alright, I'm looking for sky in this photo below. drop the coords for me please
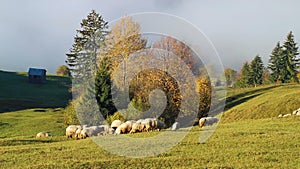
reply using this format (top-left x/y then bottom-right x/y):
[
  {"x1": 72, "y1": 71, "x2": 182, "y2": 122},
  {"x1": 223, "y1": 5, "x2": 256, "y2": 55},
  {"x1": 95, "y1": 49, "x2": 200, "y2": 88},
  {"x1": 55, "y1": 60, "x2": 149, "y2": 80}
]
[{"x1": 1, "y1": 0, "x2": 300, "y2": 74}]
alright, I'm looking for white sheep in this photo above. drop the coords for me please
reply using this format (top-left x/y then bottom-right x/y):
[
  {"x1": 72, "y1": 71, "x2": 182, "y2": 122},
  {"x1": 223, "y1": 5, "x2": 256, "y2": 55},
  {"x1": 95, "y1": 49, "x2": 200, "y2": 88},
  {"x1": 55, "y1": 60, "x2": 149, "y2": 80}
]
[
  {"x1": 129, "y1": 121, "x2": 144, "y2": 133},
  {"x1": 115, "y1": 123, "x2": 130, "y2": 135},
  {"x1": 36, "y1": 132, "x2": 52, "y2": 138},
  {"x1": 145, "y1": 118, "x2": 157, "y2": 131},
  {"x1": 292, "y1": 108, "x2": 300, "y2": 116},
  {"x1": 171, "y1": 122, "x2": 180, "y2": 131},
  {"x1": 282, "y1": 113, "x2": 292, "y2": 118},
  {"x1": 80, "y1": 129, "x2": 88, "y2": 139},
  {"x1": 125, "y1": 120, "x2": 135, "y2": 133},
  {"x1": 97, "y1": 125, "x2": 114, "y2": 136},
  {"x1": 199, "y1": 117, "x2": 218, "y2": 128},
  {"x1": 111, "y1": 120, "x2": 122, "y2": 130},
  {"x1": 141, "y1": 119, "x2": 152, "y2": 132},
  {"x1": 66, "y1": 125, "x2": 81, "y2": 138}
]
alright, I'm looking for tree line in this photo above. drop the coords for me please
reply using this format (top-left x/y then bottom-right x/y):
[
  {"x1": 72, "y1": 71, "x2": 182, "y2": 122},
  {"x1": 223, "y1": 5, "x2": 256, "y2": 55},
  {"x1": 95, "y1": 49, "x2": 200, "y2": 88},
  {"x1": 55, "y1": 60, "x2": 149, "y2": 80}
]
[
  {"x1": 64, "y1": 10, "x2": 212, "y2": 126},
  {"x1": 224, "y1": 31, "x2": 300, "y2": 88}
]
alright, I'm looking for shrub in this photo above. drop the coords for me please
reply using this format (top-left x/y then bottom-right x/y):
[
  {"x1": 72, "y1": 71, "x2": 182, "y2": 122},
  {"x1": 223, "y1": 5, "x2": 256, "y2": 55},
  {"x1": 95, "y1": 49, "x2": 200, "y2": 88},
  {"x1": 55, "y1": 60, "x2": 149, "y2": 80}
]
[
  {"x1": 106, "y1": 112, "x2": 127, "y2": 125},
  {"x1": 63, "y1": 101, "x2": 79, "y2": 126}
]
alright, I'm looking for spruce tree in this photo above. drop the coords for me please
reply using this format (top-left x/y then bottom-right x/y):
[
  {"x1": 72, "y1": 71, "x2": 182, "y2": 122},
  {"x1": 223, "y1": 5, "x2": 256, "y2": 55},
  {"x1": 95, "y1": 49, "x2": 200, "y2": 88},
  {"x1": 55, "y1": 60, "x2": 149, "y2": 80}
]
[
  {"x1": 250, "y1": 55, "x2": 264, "y2": 87},
  {"x1": 66, "y1": 10, "x2": 108, "y2": 80},
  {"x1": 282, "y1": 31, "x2": 299, "y2": 83},
  {"x1": 268, "y1": 42, "x2": 283, "y2": 83},
  {"x1": 95, "y1": 57, "x2": 117, "y2": 118},
  {"x1": 237, "y1": 62, "x2": 251, "y2": 88}
]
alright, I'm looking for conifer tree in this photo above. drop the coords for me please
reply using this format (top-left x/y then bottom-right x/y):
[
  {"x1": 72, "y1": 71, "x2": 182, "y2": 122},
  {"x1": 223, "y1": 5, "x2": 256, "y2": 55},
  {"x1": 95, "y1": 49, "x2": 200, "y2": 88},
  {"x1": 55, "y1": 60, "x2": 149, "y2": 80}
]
[
  {"x1": 281, "y1": 31, "x2": 299, "y2": 83},
  {"x1": 268, "y1": 42, "x2": 283, "y2": 82},
  {"x1": 66, "y1": 10, "x2": 108, "y2": 80},
  {"x1": 95, "y1": 57, "x2": 117, "y2": 118},
  {"x1": 250, "y1": 55, "x2": 264, "y2": 87},
  {"x1": 235, "y1": 62, "x2": 251, "y2": 88}
]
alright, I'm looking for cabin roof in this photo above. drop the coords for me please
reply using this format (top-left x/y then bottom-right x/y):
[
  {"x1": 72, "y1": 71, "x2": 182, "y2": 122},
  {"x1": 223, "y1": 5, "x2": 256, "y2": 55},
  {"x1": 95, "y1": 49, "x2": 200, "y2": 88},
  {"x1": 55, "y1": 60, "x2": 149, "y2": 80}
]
[{"x1": 28, "y1": 68, "x2": 46, "y2": 76}]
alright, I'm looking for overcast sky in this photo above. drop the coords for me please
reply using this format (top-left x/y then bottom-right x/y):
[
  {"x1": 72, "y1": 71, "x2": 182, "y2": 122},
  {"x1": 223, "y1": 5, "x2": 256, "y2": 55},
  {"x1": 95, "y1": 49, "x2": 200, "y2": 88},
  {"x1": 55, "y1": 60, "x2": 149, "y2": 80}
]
[{"x1": 1, "y1": 0, "x2": 300, "y2": 74}]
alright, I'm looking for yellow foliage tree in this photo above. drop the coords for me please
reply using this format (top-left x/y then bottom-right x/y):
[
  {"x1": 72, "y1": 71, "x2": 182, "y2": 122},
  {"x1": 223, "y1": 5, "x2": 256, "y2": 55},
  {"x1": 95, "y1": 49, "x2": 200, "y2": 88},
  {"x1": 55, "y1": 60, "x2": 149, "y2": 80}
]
[
  {"x1": 196, "y1": 77, "x2": 212, "y2": 118},
  {"x1": 103, "y1": 15, "x2": 147, "y2": 86}
]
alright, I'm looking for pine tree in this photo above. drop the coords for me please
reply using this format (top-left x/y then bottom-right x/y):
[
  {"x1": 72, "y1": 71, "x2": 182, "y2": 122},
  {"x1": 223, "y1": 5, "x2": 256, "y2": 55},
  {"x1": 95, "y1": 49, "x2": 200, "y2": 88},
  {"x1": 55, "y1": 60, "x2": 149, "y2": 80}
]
[
  {"x1": 268, "y1": 42, "x2": 283, "y2": 83},
  {"x1": 235, "y1": 62, "x2": 251, "y2": 88},
  {"x1": 250, "y1": 55, "x2": 264, "y2": 87},
  {"x1": 66, "y1": 10, "x2": 108, "y2": 81},
  {"x1": 282, "y1": 31, "x2": 299, "y2": 83},
  {"x1": 95, "y1": 57, "x2": 117, "y2": 118}
]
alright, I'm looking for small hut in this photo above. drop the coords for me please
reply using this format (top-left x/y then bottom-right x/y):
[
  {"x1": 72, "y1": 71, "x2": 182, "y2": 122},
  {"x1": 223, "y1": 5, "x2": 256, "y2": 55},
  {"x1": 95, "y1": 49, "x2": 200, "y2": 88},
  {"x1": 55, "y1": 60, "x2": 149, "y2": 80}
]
[{"x1": 28, "y1": 68, "x2": 46, "y2": 83}]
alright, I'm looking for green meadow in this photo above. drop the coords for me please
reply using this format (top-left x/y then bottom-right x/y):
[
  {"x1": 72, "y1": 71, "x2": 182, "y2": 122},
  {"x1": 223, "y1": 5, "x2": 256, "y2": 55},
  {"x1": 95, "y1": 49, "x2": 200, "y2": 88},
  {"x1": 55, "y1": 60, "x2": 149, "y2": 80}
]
[{"x1": 0, "y1": 71, "x2": 300, "y2": 168}]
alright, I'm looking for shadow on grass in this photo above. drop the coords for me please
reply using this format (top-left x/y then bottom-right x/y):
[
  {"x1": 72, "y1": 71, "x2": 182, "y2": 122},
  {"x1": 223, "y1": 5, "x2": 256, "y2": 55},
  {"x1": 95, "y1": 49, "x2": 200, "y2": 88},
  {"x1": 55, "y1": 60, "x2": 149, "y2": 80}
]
[
  {"x1": 209, "y1": 85, "x2": 280, "y2": 116},
  {"x1": 0, "y1": 138, "x2": 57, "y2": 146},
  {"x1": 225, "y1": 85, "x2": 280, "y2": 109},
  {"x1": 0, "y1": 122, "x2": 9, "y2": 126}
]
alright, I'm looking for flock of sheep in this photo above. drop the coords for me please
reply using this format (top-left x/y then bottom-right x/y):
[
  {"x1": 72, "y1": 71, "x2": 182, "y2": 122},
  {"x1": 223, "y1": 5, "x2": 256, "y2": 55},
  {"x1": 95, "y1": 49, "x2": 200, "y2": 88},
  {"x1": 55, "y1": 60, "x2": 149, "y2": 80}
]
[
  {"x1": 278, "y1": 108, "x2": 300, "y2": 118},
  {"x1": 37, "y1": 107, "x2": 300, "y2": 139},
  {"x1": 35, "y1": 116, "x2": 219, "y2": 139}
]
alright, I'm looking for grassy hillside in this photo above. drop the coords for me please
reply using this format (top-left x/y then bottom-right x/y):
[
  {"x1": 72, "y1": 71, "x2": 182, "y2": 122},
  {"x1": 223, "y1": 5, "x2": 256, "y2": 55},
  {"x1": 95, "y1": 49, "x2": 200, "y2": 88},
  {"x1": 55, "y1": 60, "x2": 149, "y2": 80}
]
[
  {"x1": 222, "y1": 84, "x2": 300, "y2": 123},
  {"x1": 0, "y1": 70, "x2": 71, "y2": 112},
  {"x1": 0, "y1": 109, "x2": 299, "y2": 168},
  {"x1": 0, "y1": 108, "x2": 65, "y2": 139},
  {"x1": 1, "y1": 72, "x2": 300, "y2": 168}
]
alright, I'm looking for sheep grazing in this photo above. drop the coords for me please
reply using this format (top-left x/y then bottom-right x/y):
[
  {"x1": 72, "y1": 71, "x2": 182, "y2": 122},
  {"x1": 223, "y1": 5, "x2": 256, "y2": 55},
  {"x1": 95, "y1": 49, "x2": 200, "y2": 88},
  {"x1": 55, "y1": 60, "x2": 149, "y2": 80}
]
[
  {"x1": 130, "y1": 121, "x2": 144, "y2": 134},
  {"x1": 141, "y1": 119, "x2": 152, "y2": 132},
  {"x1": 75, "y1": 128, "x2": 88, "y2": 139},
  {"x1": 124, "y1": 120, "x2": 135, "y2": 133},
  {"x1": 115, "y1": 123, "x2": 130, "y2": 135},
  {"x1": 147, "y1": 118, "x2": 158, "y2": 131},
  {"x1": 199, "y1": 117, "x2": 218, "y2": 128},
  {"x1": 171, "y1": 122, "x2": 180, "y2": 131},
  {"x1": 278, "y1": 113, "x2": 292, "y2": 118},
  {"x1": 97, "y1": 125, "x2": 114, "y2": 136},
  {"x1": 283, "y1": 114, "x2": 292, "y2": 117},
  {"x1": 36, "y1": 132, "x2": 52, "y2": 138},
  {"x1": 111, "y1": 120, "x2": 122, "y2": 130},
  {"x1": 292, "y1": 108, "x2": 300, "y2": 116},
  {"x1": 66, "y1": 125, "x2": 81, "y2": 138}
]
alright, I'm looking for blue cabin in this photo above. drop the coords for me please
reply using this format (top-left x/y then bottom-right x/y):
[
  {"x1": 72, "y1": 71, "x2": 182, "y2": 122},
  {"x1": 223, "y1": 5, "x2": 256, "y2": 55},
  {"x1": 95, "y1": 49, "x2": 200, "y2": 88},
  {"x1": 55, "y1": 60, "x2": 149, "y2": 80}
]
[{"x1": 28, "y1": 68, "x2": 46, "y2": 83}]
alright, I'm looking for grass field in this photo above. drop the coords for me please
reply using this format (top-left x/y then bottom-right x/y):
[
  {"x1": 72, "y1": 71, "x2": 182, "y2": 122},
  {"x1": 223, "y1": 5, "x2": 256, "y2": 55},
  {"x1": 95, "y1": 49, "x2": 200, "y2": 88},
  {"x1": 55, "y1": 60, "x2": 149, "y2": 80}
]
[
  {"x1": 0, "y1": 70, "x2": 71, "y2": 112},
  {"x1": 223, "y1": 84, "x2": 300, "y2": 123},
  {"x1": 0, "y1": 71, "x2": 300, "y2": 168},
  {"x1": 0, "y1": 109, "x2": 299, "y2": 168}
]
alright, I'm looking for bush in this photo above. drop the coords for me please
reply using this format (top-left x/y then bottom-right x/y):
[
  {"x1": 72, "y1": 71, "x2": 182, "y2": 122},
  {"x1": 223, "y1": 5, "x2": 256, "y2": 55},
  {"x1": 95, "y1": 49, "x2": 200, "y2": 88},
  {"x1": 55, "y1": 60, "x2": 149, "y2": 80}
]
[
  {"x1": 63, "y1": 101, "x2": 79, "y2": 126},
  {"x1": 106, "y1": 112, "x2": 127, "y2": 125}
]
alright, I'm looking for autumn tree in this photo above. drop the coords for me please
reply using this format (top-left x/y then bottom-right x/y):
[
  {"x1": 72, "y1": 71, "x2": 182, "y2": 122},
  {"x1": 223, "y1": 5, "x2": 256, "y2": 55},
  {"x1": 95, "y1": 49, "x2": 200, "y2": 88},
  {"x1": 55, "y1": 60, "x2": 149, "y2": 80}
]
[
  {"x1": 128, "y1": 69, "x2": 181, "y2": 126},
  {"x1": 262, "y1": 68, "x2": 272, "y2": 85},
  {"x1": 104, "y1": 15, "x2": 147, "y2": 87},
  {"x1": 196, "y1": 77, "x2": 212, "y2": 118},
  {"x1": 152, "y1": 36, "x2": 202, "y2": 76},
  {"x1": 223, "y1": 68, "x2": 237, "y2": 87},
  {"x1": 56, "y1": 65, "x2": 71, "y2": 77}
]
